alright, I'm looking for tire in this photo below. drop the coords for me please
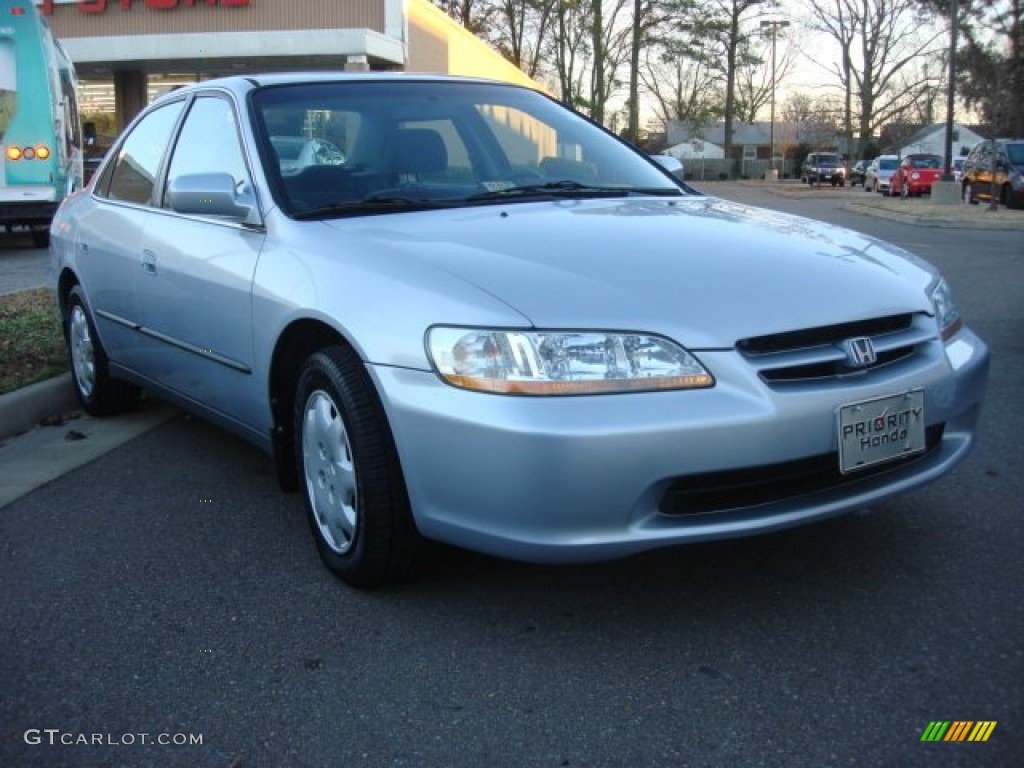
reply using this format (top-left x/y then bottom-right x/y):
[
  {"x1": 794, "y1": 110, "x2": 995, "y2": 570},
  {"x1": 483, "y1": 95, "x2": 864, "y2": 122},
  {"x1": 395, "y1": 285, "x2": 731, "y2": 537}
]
[
  {"x1": 900, "y1": 181, "x2": 909, "y2": 199},
  {"x1": 963, "y1": 182, "x2": 977, "y2": 205},
  {"x1": 294, "y1": 346, "x2": 418, "y2": 587},
  {"x1": 65, "y1": 286, "x2": 140, "y2": 416}
]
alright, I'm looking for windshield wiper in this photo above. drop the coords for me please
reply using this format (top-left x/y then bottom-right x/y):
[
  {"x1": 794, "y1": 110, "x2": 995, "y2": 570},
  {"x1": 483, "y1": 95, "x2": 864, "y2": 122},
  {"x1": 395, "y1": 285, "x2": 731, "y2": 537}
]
[
  {"x1": 292, "y1": 195, "x2": 458, "y2": 220},
  {"x1": 466, "y1": 180, "x2": 680, "y2": 202}
]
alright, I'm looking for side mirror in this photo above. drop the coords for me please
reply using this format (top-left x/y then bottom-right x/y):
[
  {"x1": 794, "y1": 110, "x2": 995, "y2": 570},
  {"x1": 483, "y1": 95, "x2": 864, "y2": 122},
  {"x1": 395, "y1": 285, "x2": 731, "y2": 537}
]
[
  {"x1": 651, "y1": 154, "x2": 684, "y2": 178},
  {"x1": 166, "y1": 173, "x2": 259, "y2": 224}
]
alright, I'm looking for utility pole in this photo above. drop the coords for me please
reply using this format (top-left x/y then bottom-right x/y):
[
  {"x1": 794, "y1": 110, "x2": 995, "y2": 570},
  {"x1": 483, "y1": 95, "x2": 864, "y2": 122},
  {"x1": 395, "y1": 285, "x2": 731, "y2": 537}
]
[
  {"x1": 760, "y1": 19, "x2": 790, "y2": 179},
  {"x1": 941, "y1": 0, "x2": 959, "y2": 181}
]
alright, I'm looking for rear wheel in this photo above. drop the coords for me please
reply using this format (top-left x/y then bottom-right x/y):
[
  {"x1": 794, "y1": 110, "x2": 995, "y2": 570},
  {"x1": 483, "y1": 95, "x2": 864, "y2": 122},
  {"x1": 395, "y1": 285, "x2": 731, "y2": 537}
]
[
  {"x1": 65, "y1": 286, "x2": 140, "y2": 415},
  {"x1": 294, "y1": 346, "x2": 418, "y2": 587}
]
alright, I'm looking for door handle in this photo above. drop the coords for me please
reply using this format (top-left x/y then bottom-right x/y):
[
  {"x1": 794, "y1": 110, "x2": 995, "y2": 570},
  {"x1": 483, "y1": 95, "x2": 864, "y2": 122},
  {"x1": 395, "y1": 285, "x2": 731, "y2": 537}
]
[{"x1": 142, "y1": 250, "x2": 157, "y2": 275}]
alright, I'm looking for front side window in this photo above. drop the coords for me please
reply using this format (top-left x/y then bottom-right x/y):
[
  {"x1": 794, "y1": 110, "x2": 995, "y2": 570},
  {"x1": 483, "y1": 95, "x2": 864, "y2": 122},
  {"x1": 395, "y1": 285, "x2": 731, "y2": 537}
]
[
  {"x1": 102, "y1": 100, "x2": 185, "y2": 205},
  {"x1": 164, "y1": 94, "x2": 250, "y2": 202}
]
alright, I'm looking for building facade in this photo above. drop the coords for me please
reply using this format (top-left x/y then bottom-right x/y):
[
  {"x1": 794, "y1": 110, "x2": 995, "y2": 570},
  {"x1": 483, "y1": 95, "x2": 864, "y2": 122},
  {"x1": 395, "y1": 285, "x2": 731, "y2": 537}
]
[{"x1": 38, "y1": 0, "x2": 540, "y2": 129}]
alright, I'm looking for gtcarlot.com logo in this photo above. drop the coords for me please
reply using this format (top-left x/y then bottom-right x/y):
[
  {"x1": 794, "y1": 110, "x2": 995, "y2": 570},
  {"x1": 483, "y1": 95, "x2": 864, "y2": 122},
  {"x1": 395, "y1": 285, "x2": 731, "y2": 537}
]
[
  {"x1": 920, "y1": 721, "x2": 997, "y2": 743},
  {"x1": 24, "y1": 729, "x2": 203, "y2": 747}
]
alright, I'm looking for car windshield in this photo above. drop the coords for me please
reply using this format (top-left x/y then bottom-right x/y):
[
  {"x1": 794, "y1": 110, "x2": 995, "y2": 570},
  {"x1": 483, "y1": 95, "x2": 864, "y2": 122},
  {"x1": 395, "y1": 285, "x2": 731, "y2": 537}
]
[
  {"x1": 911, "y1": 156, "x2": 942, "y2": 169},
  {"x1": 878, "y1": 158, "x2": 898, "y2": 170},
  {"x1": 251, "y1": 80, "x2": 683, "y2": 217},
  {"x1": 816, "y1": 155, "x2": 840, "y2": 166}
]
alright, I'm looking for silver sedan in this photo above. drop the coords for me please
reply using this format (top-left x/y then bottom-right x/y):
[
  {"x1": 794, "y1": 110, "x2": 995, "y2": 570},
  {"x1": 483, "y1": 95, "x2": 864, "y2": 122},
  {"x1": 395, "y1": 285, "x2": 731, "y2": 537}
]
[{"x1": 50, "y1": 74, "x2": 989, "y2": 586}]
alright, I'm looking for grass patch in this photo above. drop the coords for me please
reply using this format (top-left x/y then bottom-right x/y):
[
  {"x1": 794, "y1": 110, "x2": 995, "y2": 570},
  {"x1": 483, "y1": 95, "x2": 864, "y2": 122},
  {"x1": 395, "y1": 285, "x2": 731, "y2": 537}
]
[{"x1": 0, "y1": 288, "x2": 68, "y2": 395}]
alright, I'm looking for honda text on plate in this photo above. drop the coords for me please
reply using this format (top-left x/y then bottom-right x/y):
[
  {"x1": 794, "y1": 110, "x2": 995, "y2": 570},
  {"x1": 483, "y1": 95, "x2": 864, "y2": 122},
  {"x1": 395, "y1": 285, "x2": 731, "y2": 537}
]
[{"x1": 50, "y1": 74, "x2": 989, "y2": 586}]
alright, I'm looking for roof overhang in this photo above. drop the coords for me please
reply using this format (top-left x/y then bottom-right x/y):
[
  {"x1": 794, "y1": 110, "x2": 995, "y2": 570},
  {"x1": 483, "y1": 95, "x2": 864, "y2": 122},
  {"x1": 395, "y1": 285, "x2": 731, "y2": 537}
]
[{"x1": 63, "y1": 28, "x2": 405, "y2": 77}]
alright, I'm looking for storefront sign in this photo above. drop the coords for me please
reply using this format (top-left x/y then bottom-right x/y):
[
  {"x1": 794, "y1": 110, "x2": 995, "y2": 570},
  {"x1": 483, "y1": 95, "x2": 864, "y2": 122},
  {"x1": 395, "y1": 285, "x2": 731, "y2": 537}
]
[{"x1": 40, "y1": 0, "x2": 250, "y2": 14}]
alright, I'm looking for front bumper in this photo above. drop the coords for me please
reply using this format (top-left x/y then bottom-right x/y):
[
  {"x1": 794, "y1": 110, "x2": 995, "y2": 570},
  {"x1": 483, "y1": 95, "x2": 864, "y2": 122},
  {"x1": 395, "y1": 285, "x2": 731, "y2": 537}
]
[{"x1": 371, "y1": 328, "x2": 988, "y2": 563}]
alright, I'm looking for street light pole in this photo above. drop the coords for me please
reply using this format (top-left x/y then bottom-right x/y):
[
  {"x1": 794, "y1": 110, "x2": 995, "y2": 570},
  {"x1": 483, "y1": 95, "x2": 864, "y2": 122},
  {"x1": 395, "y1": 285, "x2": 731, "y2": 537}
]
[{"x1": 760, "y1": 19, "x2": 790, "y2": 179}]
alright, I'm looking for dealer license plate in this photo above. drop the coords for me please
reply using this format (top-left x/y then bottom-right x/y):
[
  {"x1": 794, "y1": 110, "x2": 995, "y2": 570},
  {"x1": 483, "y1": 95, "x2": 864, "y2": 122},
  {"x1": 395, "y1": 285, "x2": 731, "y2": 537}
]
[{"x1": 838, "y1": 390, "x2": 926, "y2": 474}]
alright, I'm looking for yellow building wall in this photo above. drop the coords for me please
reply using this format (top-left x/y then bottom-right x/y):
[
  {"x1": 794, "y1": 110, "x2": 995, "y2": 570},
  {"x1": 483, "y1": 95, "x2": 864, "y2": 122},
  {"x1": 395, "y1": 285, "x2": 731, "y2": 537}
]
[{"x1": 405, "y1": 0, "x2": 545, "y2": 91}]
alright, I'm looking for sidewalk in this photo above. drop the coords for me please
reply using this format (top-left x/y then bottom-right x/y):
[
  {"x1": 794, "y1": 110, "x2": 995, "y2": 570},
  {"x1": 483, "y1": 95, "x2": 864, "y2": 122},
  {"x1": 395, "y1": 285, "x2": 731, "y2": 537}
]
[{"x1": 0, "y1": 376, "x2": 176, "y2": 508}]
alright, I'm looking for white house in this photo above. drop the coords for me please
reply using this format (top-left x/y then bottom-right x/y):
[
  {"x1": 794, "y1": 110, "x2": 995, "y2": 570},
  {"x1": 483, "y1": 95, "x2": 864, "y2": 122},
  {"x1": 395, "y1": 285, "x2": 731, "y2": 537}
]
[
  {"x1": 897, "y1": 123, "x2": 987, "y2": 158},
  {"x1": 664, "y1": 139, "x2": 726, "y2": 160}
]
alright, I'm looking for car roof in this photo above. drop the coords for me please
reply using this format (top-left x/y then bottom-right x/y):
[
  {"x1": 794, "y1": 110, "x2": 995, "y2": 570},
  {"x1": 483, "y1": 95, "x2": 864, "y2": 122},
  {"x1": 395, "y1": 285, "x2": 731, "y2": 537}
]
[
  {"x1": 144, "y1": 72, "x2": 529, "y2": 111},
  {"x1": 174, "y1": 72, "x2": 510, "y2": 95}
]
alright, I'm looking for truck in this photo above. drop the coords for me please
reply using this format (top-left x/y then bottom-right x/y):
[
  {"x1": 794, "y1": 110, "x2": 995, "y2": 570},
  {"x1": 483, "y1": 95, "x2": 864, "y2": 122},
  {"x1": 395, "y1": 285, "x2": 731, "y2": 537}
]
[{"x1": 1, "y1": 0, "x2": 83, "y2": 248}]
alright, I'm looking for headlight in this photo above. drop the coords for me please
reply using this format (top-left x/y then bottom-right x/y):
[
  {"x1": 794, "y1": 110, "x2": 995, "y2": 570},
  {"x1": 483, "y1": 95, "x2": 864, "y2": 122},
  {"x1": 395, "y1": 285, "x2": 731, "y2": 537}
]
[
  {"x1": 930, "y1": 277, "x2": 962, "y2": 341},
  {"x1": 427, "y1": 327, "x2": 714, "y2": 395}
]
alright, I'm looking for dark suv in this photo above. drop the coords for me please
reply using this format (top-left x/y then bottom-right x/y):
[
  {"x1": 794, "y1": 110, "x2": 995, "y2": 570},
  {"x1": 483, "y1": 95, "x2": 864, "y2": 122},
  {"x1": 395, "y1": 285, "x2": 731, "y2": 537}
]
[
  {"x1": 961, "y1": 139, "x2": 1024, "y2": 209},
  {"x1": 802, "y1": 152, "x2": 846, "y2": 187}
]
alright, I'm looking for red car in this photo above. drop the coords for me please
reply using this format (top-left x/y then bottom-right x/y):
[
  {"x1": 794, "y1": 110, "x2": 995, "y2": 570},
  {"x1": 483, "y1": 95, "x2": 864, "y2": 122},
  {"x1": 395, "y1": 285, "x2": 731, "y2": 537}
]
[{"x1": 891, "y1": 154, "x2": 944, "y2": 197}]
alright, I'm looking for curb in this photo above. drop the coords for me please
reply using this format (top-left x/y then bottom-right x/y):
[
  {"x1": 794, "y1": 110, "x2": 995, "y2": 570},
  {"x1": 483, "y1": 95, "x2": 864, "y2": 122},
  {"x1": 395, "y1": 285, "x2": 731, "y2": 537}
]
[
  {"x1": 0, "y1": 374, "x2": 79, "y2": 442},
  {"x1": 844, "y1": 201, "x2": 1024, "y2": 230}
]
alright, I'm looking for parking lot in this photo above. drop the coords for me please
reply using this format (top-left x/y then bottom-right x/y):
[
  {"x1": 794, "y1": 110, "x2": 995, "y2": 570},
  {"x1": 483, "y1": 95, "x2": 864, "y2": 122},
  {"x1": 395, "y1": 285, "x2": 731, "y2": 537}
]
[{"x1": 1, "y1": 184, "x2": 1021, "y2": 767}]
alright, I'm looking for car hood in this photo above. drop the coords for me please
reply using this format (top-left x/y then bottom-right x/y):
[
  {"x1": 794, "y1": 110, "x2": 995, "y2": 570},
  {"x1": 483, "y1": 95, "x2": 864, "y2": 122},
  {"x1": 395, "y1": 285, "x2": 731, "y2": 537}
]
[{"x1": 321, "y1": 196, "x2": 937, "y2": 349}]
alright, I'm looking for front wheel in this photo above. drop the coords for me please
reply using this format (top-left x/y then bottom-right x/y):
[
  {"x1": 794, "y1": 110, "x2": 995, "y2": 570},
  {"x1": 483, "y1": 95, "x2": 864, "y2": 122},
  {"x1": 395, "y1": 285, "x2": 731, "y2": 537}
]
[
  {"x1": 65, "y1": 286, "x2": 139, "y2": 415},
  {"x1": 294, "y1": 346, "x2": 418, "y2": 587}
]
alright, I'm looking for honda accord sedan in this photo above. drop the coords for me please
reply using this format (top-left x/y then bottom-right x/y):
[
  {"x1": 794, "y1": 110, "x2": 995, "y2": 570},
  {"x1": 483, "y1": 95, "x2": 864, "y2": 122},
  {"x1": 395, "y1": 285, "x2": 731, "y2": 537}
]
[{"x1": 50, "y1": 74, "x2": 989, "y2": 586}]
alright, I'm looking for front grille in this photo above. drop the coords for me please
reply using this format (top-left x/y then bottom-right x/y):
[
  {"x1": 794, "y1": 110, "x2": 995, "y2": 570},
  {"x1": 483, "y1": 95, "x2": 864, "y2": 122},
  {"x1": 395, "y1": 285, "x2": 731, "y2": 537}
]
[
  {"x1": 659, "y1": 424, "x2": 944, "y2": 517},
  {"x1": 737, "y1": 314, "x2": 935, "y2": 386}
]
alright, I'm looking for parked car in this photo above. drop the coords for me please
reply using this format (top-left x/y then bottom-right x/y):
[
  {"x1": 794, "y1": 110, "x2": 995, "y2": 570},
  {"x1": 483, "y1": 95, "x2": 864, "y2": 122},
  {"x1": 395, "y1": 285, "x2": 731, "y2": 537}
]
[
  {"x1": 891, "y1": 153, "x2": 944, "y2": 197},
  {"x1": 849, "y1": 159, "x2": 869, "y2": 187},
  {"x1": 961, "y1": 138, "x2": 1024, "y2": 209},
  {"x1": 865, "y1": 155, "x2": 899, "y2": 194},
  {"x1": 50, "y1": 74, "x2": 989, "y2": 586},
  {"x1": 802, "y1": 152, "x2": 846, "y2": 186}
]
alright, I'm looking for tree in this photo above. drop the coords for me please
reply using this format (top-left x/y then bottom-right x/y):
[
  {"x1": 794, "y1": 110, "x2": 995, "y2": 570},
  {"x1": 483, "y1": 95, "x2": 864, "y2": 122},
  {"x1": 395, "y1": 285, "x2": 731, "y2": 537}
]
[
  {"x1": 548, "y1": 0, "x2": 593, "y2": 110},
  {"x1": 432, "y1": 0, "x2": 496, "y2": 37},
  {"x1": 801, "y1": 0, "x2": 946, "y2": 158},
  {"x1": 491, "y1": 1, "x2": 557, "y2": 79},
  {"x1": 915, "y1": 0, "x2": 1024, "y2": 136},
  {"x1": 624, "y1": 1, "x2": 699, "y2": 144},
  {"x1": 704, "y1": 0, "x2": 770, "y2": 165},
  {"x1": 641, "y1": 36, "x2": 725, "y2": 129},
  {"x1": 733, "y1": 25, "x2": 798, "y2": 122}
]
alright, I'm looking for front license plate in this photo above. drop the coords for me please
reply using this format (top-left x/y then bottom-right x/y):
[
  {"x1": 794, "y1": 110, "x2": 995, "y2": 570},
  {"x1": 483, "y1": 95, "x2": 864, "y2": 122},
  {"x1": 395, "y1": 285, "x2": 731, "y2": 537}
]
[{"x1": 838, "y1": 390, "x2": 926, "y2": 474}]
